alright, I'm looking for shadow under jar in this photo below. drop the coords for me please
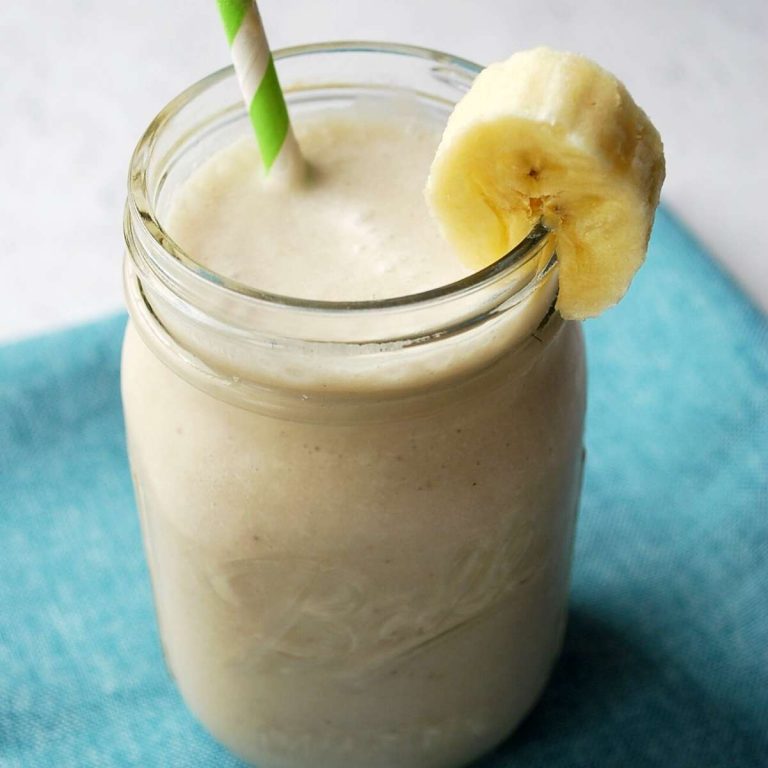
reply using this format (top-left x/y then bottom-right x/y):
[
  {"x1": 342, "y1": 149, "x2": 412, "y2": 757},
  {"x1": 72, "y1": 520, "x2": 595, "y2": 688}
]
[{"x1": 121, "y1": 42, "x2": 586, "y2": 768}]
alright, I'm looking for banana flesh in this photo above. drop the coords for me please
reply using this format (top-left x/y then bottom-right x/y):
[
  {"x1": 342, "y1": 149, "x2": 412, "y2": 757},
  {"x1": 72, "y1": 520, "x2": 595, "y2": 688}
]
[{"x1": 426, "y1": 47, "x2": 665, "y2": 319}]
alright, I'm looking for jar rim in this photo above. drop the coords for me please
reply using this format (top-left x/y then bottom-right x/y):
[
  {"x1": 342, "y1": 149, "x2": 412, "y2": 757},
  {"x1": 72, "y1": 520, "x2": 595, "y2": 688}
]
[{"x1": 126, "y1": 40, "x2": 556, "y2": 318}]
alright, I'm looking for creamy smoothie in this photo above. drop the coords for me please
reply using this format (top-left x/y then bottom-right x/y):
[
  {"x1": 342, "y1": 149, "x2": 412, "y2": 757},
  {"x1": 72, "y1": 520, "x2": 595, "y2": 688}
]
[
  {"x1": 122, "y1": 65, "x2": 586, "y2": 768},
  {"x1": 123, "y1": 105, "x2": 585, "y2": 767}
]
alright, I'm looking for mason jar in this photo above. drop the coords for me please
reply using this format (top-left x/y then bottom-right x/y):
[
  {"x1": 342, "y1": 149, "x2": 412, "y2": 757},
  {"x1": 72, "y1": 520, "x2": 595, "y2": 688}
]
[{"x1": 121, "y1": 42, "x2": 586, "y2": 768}]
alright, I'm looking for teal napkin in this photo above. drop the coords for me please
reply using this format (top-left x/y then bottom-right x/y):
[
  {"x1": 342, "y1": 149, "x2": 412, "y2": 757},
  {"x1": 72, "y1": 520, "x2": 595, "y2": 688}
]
[{"x1": 1, "y1": 208, "x2": 766, "y2": 767}]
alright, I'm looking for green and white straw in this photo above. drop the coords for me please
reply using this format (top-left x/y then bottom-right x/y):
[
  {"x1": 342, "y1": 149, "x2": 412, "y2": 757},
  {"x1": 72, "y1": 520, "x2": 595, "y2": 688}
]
[{"x1": 216, "y1": 0, "x2": 303, "y2": 179}]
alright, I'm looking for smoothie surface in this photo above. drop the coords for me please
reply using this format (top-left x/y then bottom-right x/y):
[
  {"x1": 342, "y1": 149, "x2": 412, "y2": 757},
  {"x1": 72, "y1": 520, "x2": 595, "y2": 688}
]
[{"x1": 168, "y1": 111, "x2": 471, "y2": 301}]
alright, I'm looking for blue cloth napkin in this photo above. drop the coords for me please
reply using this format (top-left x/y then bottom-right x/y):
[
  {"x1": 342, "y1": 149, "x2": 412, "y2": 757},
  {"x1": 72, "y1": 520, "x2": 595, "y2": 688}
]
[{"x1": 1, "y1": 208, "x2": 767, "y2": 767}]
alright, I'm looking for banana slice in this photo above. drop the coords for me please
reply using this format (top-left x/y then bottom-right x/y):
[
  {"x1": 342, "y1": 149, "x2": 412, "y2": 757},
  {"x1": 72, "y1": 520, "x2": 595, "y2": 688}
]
[{"x1": 426, "y1": 47, "x2": 665, "y2": 319}]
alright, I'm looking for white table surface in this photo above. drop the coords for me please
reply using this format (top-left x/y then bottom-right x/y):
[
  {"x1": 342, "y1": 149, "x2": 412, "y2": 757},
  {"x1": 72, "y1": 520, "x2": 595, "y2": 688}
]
[{"x1": 2, "y1": 0, "x2": 766, "y2": 343}]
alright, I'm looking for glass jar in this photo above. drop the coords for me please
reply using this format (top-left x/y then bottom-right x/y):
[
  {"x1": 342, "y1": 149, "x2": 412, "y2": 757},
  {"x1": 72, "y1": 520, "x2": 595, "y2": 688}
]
[{"x1": 121, "y1": 42, "x2": 586, "y2": 768}]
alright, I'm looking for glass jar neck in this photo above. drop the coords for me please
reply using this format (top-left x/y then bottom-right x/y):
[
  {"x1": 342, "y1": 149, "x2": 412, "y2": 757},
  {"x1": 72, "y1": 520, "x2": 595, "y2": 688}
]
[{"x1": 123, "y1": 42, "x2": 562, "y2": 413}]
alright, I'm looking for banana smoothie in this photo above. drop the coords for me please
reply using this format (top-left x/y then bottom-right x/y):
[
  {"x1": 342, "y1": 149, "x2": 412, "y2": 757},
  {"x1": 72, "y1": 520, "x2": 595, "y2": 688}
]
[{"x1": 122, "y1": 45, "x2": 662, "y2": 768}]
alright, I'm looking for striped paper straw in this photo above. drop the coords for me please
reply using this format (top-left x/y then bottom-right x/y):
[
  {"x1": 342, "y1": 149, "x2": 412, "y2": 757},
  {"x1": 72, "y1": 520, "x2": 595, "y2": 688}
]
[{"x1": 216, "y1": 0, "x2": 304, "y2": 179}]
